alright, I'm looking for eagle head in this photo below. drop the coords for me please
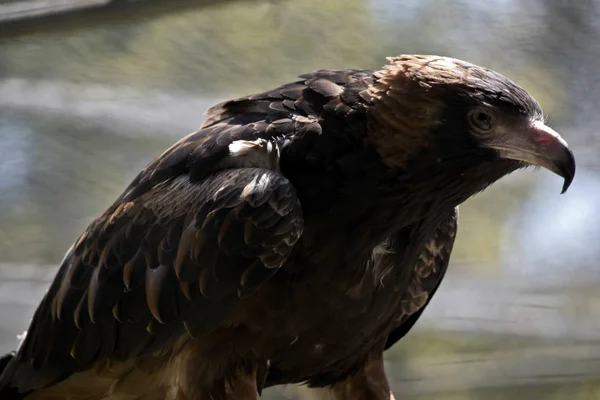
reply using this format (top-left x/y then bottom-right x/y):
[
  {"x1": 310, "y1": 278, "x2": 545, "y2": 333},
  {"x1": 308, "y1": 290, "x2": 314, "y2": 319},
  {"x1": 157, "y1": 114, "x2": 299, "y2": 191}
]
[{"x1": 365, "y1": 55, "x2": 576, "y2": 194}]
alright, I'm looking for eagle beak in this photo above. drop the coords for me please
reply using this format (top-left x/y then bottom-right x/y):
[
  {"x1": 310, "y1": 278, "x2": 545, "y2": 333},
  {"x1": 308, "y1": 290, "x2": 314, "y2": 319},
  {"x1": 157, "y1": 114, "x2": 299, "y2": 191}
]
[{"x1": 493, "y1": 121, "x2": 576, "y2": 194}]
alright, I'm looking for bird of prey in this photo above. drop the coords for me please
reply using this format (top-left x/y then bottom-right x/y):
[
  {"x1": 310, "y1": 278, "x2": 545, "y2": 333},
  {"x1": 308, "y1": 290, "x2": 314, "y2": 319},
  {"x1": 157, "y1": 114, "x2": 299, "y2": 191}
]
[{"x1": 0, "y1": 55, "x2": 575, "y2": 400}]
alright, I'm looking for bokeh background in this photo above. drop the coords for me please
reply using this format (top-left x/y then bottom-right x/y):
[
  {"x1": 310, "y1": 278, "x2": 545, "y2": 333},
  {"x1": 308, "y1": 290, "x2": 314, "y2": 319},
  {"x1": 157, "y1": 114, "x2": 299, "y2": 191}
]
[{"x1": 1, "y1": 0, "x2": 599, "y2": 398}]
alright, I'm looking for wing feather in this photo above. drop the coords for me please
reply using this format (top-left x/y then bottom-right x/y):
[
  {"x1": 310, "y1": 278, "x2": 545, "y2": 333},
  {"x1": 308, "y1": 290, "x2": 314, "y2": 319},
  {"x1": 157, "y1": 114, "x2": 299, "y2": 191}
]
[
  {"x1": 385, "y1": 208, "x2": 458, "y2": 350},
  {"x1": 4, "y1": 169, "x2": 303, "y2": 392}
]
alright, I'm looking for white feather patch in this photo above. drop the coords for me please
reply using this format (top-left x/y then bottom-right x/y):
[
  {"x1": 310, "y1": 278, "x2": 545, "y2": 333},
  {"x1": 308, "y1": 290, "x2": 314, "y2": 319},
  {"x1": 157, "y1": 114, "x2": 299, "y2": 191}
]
[
  {"x1": 370, "y1": 236, "x2": 397, "y2": 286},
  {"x1": 225, "y1": 139, "x2": 280, "y2": 170}
]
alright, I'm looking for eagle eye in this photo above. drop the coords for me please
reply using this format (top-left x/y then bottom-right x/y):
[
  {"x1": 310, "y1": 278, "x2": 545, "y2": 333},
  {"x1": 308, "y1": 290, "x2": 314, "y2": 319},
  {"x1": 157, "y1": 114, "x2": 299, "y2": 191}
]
[{"x1": 468, "y1": 109, "x2": 494, "y2": 133}]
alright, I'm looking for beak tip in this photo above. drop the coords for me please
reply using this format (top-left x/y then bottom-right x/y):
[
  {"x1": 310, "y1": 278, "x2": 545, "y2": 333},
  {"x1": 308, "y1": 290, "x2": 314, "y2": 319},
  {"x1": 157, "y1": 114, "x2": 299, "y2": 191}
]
[
  {"x1": 559, "y1": 152, "x2": 575, "y2": 194},
  {"x1": 560, "y1": 171, "x2": 574, "y2": 194}
]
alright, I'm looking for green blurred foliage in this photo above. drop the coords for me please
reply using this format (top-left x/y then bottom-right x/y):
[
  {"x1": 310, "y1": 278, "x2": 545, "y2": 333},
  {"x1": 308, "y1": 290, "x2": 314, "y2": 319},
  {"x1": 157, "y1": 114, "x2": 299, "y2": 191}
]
[{"x1": 0, "y1": 0, "x2": 380, "y2": 94}]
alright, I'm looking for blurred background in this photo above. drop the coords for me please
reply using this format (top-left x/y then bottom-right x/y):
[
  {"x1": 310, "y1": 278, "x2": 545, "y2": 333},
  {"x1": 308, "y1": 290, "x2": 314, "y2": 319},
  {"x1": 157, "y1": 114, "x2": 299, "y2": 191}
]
[{"x1": 1, "y1": 0, "x2": 600, "y2": 398}]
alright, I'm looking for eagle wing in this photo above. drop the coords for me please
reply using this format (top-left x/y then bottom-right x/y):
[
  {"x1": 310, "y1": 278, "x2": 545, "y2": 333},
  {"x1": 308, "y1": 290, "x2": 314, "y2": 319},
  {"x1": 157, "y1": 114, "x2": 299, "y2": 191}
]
[
  {"x1": 5, "y1": 164, "x2": 303, "y2": 392},
  {"x1": 385, "y1": 208, "x2": 458, "y2": 350},
  {"x1": 0, "y1": 69, "x2": 376, "y2": 393}
]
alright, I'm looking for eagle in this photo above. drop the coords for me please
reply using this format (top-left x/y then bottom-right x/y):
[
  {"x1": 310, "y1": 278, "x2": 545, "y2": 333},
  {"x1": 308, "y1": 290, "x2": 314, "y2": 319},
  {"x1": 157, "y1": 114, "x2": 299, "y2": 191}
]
[{"x1": 0, "y1": 55, "x2": 575, "y2": 400}]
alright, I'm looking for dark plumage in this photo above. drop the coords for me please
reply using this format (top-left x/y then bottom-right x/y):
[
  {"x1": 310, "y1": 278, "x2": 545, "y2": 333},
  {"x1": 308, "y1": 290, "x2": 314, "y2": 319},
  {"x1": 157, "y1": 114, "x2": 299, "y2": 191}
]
[{"x1": 0, "y1": 55, "x2": 575, "y2": 400}]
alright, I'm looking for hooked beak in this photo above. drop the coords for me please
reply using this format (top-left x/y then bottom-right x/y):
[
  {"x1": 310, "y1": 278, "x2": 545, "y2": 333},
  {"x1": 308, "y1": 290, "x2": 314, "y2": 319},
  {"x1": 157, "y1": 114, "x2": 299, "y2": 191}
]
[{"x1": 492, "y1": 120, "x2": 576, "y2": 193}]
